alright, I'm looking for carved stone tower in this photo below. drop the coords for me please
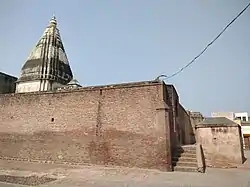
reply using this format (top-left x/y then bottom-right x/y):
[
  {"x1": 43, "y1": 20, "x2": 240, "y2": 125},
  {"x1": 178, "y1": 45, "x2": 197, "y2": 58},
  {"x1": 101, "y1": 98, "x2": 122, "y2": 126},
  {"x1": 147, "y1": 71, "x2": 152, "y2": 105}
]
[{"x1": 16, "y1": 16, "x2": 73, "y2": 93}]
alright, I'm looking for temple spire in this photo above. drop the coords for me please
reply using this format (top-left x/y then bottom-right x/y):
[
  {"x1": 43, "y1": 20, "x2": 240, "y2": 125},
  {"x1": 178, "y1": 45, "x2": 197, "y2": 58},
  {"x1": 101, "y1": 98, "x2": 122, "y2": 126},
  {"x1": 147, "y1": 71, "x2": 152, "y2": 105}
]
[
  {"x1": 49, "y1": 15, "x2": 57, "y2": 26},
  {"x1": 16, "y1": 16, "x2": 73, "y2": 93}
]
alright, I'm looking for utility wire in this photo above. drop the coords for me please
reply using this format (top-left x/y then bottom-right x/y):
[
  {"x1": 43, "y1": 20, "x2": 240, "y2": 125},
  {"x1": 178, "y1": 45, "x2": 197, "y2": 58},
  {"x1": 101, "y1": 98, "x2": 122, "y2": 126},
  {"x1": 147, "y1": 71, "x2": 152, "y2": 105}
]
[{"x1": 155, "y1": 1, "x2": 250, "y2": 81}]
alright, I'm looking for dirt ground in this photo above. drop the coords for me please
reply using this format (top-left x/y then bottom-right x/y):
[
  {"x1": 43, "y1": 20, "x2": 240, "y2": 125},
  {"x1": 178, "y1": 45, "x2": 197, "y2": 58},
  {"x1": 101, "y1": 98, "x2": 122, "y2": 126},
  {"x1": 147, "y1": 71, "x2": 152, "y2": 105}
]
[{"x1": 0, "y1": 151, "x2": 249, "y2": 187}]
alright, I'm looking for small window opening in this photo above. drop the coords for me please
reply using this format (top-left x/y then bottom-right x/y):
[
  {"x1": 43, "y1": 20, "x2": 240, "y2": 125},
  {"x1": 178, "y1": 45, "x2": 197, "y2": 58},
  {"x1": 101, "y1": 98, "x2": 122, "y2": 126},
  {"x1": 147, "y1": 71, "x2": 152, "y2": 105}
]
[{"x1": 51, "y1": 118, "x2": 54, "y2": 122}]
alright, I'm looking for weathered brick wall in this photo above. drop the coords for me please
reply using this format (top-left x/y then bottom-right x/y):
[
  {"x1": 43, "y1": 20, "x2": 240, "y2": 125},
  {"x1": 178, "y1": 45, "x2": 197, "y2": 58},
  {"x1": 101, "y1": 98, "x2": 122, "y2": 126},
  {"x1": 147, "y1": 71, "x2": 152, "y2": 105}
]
[
  {"x1": 177, "y1": 104, "x2": 195, "y2": 145},
  {"x1": 188, "y1": 111, "x2": 204, "y2": 142},
  {"x1": 0, "y1": 81, "x2": 172, "y2": 171},
  {"x1": 196, "y1": 126, "x2": 244, "y2": 167},
  {"x1": 166, "y1": 85, "x2": 179, "y2": 147}
]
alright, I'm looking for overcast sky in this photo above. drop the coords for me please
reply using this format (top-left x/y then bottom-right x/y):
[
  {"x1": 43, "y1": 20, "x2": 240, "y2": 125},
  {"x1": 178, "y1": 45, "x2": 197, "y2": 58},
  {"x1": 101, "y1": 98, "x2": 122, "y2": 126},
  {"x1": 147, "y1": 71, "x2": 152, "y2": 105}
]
[{"x1": 0, "y1": 0, "x2": 249, "y2": 116}]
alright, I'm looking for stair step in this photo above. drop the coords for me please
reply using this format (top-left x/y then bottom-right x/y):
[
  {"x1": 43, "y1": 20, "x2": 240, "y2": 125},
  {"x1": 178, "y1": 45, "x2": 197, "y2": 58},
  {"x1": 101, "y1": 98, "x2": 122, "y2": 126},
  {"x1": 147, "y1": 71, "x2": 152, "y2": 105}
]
[
  {"x1": 176, "y1": 148, "x2": 196, "y2": 152},
  {"x1": 181, "y1": 145, "x2": 196, "y2": 148},
  {"x1": 172, "y1": 157, "x2": 197, "y2": 162},
  {"x1": 177, "y1": 146, "x2": 196, "y2": 152},
  {"x1": 174, "y1": 166, "x2": 197, "y2": 172},
  {"x1": 172, "y1": 161, "x2": 197, "y2": 167},
  {"x1": 175, "y1": 150, "x2": 196, "y2": 155},
  {"x1": 173, "y1": 152, "x2": 196, "y2": 158}
]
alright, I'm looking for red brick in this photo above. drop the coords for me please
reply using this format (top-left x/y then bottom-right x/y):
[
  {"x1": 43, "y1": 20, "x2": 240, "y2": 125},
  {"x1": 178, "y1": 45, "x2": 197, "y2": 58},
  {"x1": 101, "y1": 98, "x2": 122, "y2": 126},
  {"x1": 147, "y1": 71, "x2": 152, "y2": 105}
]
[{"x1": 0, "y1": 81, "x2": 172, "y2": 171}]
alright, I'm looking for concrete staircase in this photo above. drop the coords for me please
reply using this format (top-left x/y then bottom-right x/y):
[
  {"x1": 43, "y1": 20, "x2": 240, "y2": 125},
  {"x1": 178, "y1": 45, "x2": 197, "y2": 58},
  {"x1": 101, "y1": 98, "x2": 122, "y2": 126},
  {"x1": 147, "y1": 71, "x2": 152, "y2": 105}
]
[{"x1": 172, "y1": 145, "x2": 198, "y2": 172}]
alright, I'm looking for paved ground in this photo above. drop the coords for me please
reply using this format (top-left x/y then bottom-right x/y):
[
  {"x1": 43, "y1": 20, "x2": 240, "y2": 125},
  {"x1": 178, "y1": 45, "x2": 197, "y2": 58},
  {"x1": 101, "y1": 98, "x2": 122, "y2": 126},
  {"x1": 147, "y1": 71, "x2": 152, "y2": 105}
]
[{"x1": 0, "y1": 151, "x2": 249, "y2": 187}]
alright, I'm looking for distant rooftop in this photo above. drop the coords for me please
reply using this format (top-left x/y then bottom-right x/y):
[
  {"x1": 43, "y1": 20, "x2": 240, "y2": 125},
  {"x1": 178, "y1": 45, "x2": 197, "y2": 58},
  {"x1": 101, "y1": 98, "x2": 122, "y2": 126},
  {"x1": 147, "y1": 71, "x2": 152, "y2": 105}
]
[
  {"x1": 67, "y1": 79, "x2": 81, "y2": 86},
  {"x1": 196, "y1": 117, "x2": 238, "y2": 128},
  {"x1": 241, "y1": 120, "x2": 250, "y2": 126},
  {"x1": 0, "y1": 72, "x2": 17, "y2": 79}
]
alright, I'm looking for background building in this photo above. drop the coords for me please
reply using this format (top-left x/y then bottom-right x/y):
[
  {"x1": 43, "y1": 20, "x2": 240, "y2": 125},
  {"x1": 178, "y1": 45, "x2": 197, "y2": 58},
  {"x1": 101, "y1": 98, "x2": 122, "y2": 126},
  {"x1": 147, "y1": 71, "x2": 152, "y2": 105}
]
[
  {"x1": 241, "y1": 120, "x2": 250, "y2": 150},
  {"x1": 211, "y1": 112, "x2": 235, "y2": 121},
  {"x1": 235, "y1": 112, "x2": 249, "y2": 122},
  {"x1": 0, "y1": 72, "x2": 17, "y2": 94},
  {"x1": 211, "y1": 111, "x2": 250, "y2": 150}
]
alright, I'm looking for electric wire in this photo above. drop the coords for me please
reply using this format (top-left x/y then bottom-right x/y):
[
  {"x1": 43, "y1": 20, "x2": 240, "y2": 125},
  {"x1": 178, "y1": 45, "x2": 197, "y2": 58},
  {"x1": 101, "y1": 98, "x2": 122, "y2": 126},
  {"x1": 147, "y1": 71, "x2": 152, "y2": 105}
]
[{"x1": 155, "y1": 1, "x2": 250, "y2": 81}]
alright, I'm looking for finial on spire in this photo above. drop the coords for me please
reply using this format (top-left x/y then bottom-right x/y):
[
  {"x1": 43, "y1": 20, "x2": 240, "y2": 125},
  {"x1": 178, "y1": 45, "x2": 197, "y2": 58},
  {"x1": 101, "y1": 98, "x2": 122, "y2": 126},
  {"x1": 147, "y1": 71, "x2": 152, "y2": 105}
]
[{"x1": 49, "y1": 14, "x2": 57, "y2": 26}]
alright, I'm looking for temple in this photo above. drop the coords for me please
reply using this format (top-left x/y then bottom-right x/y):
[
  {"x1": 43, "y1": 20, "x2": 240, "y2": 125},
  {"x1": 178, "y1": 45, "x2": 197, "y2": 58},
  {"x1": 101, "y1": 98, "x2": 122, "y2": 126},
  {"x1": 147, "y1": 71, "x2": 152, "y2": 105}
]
[
  {"x1": 15, "y1": 16, "x2": 73, "y2": 93},
  {"x1": 0, "y1": 16, "x2": 246, "y2": 174}
]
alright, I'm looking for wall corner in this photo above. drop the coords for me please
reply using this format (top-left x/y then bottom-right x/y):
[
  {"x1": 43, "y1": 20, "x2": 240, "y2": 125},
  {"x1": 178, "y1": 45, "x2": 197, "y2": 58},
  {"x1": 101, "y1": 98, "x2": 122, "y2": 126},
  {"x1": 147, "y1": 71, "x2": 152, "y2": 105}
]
[{"x1": 156, "y1": 102, "x2": 172, "y2": 171}]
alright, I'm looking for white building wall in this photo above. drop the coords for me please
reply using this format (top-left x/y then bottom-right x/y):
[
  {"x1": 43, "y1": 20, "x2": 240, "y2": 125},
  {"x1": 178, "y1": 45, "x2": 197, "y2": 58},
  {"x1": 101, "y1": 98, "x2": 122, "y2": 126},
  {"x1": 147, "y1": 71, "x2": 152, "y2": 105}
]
[
  {"x1": 211, "y1": 112, "x2": 235, "y2": 121},
  {"x1": 235, "y1": 112, "x2": 248, "y2": 122},
  {"x1": 16, "y1": 80, "x2": 66, "y2": 93},
  {"x1": 16, "y1": 81, "x2": 41, "y2": 93}
]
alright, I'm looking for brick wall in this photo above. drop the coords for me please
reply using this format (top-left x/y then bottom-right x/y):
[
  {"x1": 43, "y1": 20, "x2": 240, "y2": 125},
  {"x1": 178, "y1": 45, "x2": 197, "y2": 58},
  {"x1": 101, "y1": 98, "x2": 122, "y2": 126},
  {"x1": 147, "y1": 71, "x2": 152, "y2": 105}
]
[
  {"x1": 187, "y1": 111, "x2": 204, "y2": 142},
  {"x1": 166, "y1": 85, "x2": 179, "y2": 148},
  {"x1": 0, "y1": 81, "x2": 172, "y2": 171},
  {"x1": 177, "y1": 104, "x2": 195, "y2": 145},
  {"x1": 196, "y1": 125, "x2": 244, "y2": 167}
]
